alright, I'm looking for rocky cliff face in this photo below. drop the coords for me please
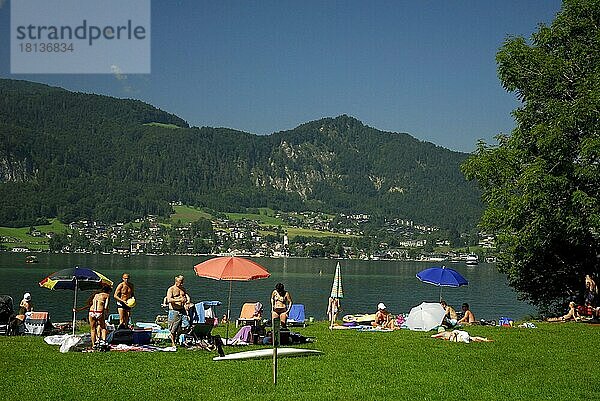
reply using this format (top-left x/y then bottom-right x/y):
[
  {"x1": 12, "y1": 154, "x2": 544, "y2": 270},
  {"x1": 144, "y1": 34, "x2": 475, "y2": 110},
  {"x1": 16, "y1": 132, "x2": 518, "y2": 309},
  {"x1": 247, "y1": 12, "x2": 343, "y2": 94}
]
[
  {"x1": 251, "y1": 140, "x2": 342, "y2": 199},
  {"x1": 0, "y1": 154, "x2": 35, "y2": 183}
]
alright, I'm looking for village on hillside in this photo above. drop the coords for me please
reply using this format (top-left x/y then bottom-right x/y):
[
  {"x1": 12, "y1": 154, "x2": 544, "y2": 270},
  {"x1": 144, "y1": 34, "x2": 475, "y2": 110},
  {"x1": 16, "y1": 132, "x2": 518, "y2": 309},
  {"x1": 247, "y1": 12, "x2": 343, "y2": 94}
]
[{"x1": 3, "y1": 205, "x2": 496, "y2": 262}]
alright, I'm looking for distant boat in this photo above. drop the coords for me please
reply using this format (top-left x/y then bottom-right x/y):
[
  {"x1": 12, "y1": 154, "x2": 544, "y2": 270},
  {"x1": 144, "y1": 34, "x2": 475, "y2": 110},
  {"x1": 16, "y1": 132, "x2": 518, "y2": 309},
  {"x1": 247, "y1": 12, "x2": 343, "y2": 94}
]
[
  {"x1": 465, "y1": 254, "x2": 479, "y2": 266},
  {"x1": 25, "y1": 255, "x2": 38, "y2": 264}
]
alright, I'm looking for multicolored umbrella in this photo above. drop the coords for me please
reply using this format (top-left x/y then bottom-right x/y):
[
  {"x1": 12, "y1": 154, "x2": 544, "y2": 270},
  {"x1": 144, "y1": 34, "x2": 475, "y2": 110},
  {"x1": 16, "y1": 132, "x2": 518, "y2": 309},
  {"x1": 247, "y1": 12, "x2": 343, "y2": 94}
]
[
  {"x1": 194, "y1": 256, "x2": 270, "y2": 339},
  {"x1": 39, "y1": 267, "x2": 113, "y2": 334},
  {"x1": 330, "y1": 262, "x2": 343, "y2": 299},
  {"x1": 416, "y1": 266, "x2": 468, "y2": 301}
]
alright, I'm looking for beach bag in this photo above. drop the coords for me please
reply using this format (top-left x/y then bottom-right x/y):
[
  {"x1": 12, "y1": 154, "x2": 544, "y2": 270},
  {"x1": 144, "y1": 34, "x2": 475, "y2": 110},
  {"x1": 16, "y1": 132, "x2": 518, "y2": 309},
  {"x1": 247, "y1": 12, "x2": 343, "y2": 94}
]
[{"x1": 577, "y1": 305, "x2": 594, "y2": 317}]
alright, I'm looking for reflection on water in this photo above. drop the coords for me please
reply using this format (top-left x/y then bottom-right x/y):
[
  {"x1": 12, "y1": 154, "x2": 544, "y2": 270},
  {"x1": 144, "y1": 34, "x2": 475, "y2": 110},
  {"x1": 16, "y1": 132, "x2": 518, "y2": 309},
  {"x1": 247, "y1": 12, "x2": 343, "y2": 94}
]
[{"x1": 0, "y1": 253, "x2": 536, "y2": 322}]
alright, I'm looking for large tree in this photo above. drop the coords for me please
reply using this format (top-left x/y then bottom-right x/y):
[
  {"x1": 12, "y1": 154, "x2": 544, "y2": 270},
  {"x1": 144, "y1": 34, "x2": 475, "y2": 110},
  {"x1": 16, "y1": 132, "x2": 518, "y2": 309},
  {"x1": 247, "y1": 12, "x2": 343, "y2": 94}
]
[{"x1": 462, "y1": 0, "x2": 600, "y2": 311}]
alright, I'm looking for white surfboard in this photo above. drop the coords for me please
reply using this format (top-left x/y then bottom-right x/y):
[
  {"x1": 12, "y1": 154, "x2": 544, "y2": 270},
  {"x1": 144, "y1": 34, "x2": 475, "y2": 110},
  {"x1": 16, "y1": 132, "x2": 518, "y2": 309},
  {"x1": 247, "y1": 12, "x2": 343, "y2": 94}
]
[{"x1": 213, "y1": 347, "x2": 322, "y2": 361}]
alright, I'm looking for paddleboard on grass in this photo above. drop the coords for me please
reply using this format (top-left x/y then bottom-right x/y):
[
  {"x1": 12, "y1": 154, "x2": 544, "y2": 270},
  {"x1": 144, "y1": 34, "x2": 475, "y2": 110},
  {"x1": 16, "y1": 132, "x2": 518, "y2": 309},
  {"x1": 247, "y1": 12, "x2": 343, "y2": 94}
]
[{"x1": 213, "y1": 347, "x2": 322, "y2": 361}]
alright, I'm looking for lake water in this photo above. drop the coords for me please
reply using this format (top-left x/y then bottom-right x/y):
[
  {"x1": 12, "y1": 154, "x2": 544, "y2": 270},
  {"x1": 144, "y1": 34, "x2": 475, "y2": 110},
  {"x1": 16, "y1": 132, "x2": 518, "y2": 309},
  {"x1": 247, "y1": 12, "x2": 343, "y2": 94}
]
[{"x1": 0, "y1": 253, "x2": 536, "y2": 322}]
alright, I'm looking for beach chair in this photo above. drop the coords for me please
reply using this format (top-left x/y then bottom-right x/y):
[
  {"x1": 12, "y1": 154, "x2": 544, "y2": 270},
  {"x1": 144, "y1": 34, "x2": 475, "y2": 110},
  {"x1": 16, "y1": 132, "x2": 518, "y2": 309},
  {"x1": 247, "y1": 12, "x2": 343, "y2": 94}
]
[
  {"x1": 0, "y1": 295, "x2": 14, "y2": 335},
  {"x1": 187, "y1": 301, "x2": 221, "y2": 341},
  {"x1": 108, "y1": 313, "x2": 132, "y2": 329},
  {"x1": 185, "y1": 301, "x2": 224, "y2": 356},
  {"x1": 107, "y1": 313, "x2": 120, "y2": 326},
  {"x1": 287, "y1": 304, "x2": 306, "y2": 327},
  {"x1": 236, "y1": 302, "x2": 262, "y2": 328},
  {"x1": 24, "y1": 311, "x2": 49, "y2": 335}
]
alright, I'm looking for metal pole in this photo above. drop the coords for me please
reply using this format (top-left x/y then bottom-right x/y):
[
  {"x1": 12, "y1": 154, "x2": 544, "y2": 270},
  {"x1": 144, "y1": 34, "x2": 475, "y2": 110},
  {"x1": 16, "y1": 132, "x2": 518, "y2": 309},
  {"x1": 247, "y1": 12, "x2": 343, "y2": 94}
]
[
  {"x1": 272, "y1": 317, "x2": 279, "y2": 385},
  {"x1": 72, "y1": 279, "x2": 78, "y2": 335},
  {"x1": 225, "y1": 280, "x2": 232, "y2": 341}
]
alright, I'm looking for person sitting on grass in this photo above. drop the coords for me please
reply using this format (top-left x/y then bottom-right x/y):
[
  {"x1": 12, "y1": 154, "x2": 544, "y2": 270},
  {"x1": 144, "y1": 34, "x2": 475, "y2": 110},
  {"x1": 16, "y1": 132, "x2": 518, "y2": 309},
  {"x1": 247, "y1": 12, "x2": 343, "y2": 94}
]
[
  {"x1": 546, "y1": 302, "x2": 580, "y2": 322},
  {"x1": 431, "y1": 329, "x2": 493, "y2": 343},
  {"x1": 440, "y1": 300, "x2": 458, "y2": 327},
  {"x1": 457, "y1": 303, "x2": 476, "y2": 325},
  {"x1": 372, "y1": 303, "x2": 395, "y2": 329}
]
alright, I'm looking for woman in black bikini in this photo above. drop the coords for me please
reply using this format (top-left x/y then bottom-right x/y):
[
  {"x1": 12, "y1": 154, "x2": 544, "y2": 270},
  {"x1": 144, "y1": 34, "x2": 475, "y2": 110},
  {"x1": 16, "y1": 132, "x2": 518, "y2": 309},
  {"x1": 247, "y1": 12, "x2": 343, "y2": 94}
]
[{"x1": 271, "y1": 283, "x2": 292, "y2": 327}]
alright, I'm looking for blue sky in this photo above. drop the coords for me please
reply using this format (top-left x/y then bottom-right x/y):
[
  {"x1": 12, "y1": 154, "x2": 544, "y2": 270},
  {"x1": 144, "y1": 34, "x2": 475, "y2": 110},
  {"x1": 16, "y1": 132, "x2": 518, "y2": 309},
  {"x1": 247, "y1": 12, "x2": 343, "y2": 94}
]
[{"x1": 0, "y1": 1, "x2": 562, "y2": 152}]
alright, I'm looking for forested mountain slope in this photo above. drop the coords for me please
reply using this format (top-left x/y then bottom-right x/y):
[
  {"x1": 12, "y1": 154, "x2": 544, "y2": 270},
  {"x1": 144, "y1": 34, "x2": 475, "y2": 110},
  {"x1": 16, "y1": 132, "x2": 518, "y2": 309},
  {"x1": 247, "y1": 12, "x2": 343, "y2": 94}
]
[{"x1": 0, "y1": 79, "x2": 481, "y2": 231}]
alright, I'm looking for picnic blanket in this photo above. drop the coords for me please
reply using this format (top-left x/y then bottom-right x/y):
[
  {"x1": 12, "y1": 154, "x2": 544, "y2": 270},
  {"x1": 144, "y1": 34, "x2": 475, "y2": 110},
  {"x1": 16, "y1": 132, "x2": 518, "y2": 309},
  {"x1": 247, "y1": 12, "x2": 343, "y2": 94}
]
[{"x1": 109, "y1": 344, "x2": 176, "y2": 352}]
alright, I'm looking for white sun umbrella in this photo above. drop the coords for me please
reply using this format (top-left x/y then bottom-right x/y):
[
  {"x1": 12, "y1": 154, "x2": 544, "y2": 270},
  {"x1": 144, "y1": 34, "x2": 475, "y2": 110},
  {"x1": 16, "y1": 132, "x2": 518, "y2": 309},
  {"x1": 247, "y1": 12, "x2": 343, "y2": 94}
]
[
  {"x1": 330, "y1": 262, "x2": 343, "y2": 299},
  {"x1": 405, "y1": 302, "x2": 445, "y2": 331}
]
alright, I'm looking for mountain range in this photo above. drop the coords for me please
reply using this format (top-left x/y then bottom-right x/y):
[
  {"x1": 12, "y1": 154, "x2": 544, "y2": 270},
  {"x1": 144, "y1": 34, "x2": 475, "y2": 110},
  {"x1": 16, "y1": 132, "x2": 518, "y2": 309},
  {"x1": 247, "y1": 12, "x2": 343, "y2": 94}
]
[{"x1": 0, "y1": 79, "x2": 482, "y2": 231}]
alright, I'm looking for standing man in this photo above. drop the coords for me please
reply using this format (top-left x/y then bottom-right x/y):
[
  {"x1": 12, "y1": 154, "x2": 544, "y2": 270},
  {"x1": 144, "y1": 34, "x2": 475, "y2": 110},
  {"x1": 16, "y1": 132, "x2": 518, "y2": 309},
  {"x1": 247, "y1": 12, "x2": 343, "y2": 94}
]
[
  {"x1": 165, "y1": 275, "x2": 190, "y2": 347},
  {"x1": 114, "y1": 273, "x2": 135, "y2": 329}
]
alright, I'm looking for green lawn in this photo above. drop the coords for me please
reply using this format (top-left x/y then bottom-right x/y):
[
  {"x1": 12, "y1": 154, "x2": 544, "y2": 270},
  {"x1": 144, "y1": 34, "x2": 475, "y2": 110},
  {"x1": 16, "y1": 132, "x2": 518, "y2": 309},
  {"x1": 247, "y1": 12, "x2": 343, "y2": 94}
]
[
  {"x1": 170, "y1": 205, "x2": 213, "y2": 224},
  {"x1": 226, "y1": 208, "x2": 285, "y2": 226},
  {"x1": 1, "y1": 321, "x2": 598, "y2": 400},
  {"x1": 286, "y1": 227, "x2": 356, "y2": 239},
  {"x1": 0, "y1": 219, "x2": 66, "y2": 250}
]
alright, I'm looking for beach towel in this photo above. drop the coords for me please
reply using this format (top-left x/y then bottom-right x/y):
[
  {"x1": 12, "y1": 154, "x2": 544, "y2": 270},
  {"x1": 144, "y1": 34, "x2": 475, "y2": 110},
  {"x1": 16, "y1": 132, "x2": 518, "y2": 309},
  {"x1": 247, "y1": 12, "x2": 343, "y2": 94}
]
[{"x1": 229, "y1": 325, "x2": 252, "y2": 345}]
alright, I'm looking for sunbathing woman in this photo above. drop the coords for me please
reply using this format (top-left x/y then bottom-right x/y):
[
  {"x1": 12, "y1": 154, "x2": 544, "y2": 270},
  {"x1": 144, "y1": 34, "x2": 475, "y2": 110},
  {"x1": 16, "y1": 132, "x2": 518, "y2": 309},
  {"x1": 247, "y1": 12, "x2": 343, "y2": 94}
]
[
  {"x1": 546, "y1": 301, "x2": 580, "y2": 322},
  {"x1": 271, "y1": 283, "x2": 292, "y2": 327},
  {"x1": 372, "y1": 303, "x2": 395, "y2": 329},
  {"x1": 431, "y1": 329, "x2": 493, "y2": 343}
]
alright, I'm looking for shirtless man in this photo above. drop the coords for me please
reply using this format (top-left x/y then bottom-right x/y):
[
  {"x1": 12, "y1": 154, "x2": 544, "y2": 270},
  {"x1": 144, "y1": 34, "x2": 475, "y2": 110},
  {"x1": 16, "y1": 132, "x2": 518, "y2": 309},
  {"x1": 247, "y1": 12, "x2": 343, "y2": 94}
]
[
  {"x1": 75, "y1": 286, "x2": 111, "y2": 347},
  {"x1": 165, "y1": 275, "x2": 190, "y2": 347},
  {"x1": 114, "y1": 273, "x2": 134, "y2": 329},
  {"x1": 457, "y1": 303, "x2": 476, "y2": 325}
]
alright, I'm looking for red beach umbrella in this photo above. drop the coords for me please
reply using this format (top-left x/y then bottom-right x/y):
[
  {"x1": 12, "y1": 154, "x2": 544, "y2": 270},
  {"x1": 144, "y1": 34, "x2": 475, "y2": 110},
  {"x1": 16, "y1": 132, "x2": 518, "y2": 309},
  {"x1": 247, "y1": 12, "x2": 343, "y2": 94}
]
[
  {"x1": 194, "y1": 256, "x2": 270, "y2": 340},
  {"x1": 194, "y1": 256, "x2": 271, "y2": 281}
]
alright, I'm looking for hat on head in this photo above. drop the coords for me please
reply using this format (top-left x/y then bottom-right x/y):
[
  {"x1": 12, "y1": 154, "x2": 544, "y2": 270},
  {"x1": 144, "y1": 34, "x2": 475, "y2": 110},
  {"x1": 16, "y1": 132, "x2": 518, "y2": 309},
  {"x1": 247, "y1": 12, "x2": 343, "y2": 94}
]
[
  {"x1": 23, "y1": 293, "x2": 31, "y2": 301},
  {"x1": 377, "y1": 302, "x2": 386, "y2": 310}
]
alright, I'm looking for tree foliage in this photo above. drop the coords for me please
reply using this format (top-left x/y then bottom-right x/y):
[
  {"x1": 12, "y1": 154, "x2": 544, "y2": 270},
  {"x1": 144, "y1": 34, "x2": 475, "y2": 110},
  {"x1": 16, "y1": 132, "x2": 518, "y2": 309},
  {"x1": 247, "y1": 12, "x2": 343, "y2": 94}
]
[{"x1": 462, "y1": 0, "x2": 600, "y2": 310}]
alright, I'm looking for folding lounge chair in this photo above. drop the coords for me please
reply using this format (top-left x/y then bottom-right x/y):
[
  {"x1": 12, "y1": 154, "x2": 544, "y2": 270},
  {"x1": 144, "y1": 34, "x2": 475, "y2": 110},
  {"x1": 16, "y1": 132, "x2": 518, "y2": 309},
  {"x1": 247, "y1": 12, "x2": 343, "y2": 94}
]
[
  {"x1": 107, "y1": 313, "x2": 132, "y2": 329},
  {"x1": 236, "y1": 302, "x2": 262, "y2": 328},
  {"x1": 24, "y1": 311, "x2": 49, "y2": 335},
  {"x1": 287, "y1": 304, "x2": 306, "y2": 327},
  {"x1": 187, "y1": 301, "x2": 221, "y2": 340},
  {"x1": 107, "y1": 313, "x2": 120, "y2": 326},
  {"x1": 0, "y1": 295, "x2": 14, "y2": 335},
  {"x1": 185, "y1": 301, "x2": 224, "y2": 356}
]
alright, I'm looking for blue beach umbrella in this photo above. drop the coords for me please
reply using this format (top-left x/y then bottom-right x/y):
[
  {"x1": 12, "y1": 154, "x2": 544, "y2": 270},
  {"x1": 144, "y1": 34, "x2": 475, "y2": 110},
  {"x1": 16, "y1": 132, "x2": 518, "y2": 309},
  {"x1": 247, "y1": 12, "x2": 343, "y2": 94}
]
[{"x1": 416, "y1": 266, "x2": 468, "y2": 300}]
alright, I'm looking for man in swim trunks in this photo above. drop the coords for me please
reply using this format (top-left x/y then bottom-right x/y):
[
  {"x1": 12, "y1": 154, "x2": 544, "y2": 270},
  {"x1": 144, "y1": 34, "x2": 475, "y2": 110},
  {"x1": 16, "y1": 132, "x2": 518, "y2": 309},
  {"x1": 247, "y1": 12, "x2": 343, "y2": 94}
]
[
  {"x1": 457, "y1": 303, "x2": 476, "y2": 325},
  {"x1": 165, "y1": 275, "x2": 190, "y2": 347},
  {"x1": 114, "y1": 273, "x2": 134, "y2": 329}
]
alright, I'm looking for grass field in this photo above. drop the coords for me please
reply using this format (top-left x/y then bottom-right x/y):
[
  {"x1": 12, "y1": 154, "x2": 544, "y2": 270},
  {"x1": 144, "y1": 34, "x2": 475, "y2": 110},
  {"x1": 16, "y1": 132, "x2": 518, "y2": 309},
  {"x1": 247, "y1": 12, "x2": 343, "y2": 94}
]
[
  {"x1": 226, "y1": 208, "x2": 286, "y2": 226},
  {"x1": 170, "y1": 205, "x2": 213, "y2": 224},
  {"x1": 285, "y1": 227, "x2": 356, "y2": 239},
  {"x1": 0, "y1": 219, "x2": 66, "y2": 250},
  {"x1": 1, "y1": 321, "x2": 598, "y2": 400}
]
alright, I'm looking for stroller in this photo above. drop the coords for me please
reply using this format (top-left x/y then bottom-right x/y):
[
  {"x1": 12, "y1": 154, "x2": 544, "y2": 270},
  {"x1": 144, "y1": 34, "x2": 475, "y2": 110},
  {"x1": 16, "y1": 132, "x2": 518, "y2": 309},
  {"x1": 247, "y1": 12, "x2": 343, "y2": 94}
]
[
  {"x1": 182, "y1": 301, "x2": 224, "y2": 356},
  {"x1": 0, "y1": 296, "x2": 14, "y2": 335}
]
